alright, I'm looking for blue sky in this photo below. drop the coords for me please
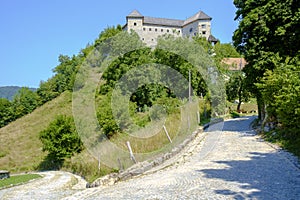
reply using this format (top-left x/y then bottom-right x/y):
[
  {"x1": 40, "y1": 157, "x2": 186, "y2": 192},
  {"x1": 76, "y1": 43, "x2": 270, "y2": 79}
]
[{"x1": 0, "y1": 0, "x2": 238, "y2": 88}]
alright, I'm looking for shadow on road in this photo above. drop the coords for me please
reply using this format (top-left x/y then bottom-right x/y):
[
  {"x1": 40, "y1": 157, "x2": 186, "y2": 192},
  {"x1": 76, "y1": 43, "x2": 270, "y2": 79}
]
[
  {"x1": 205, "y1": 115, "x2": 258, "y2": 133},
  {"x1": 197, "y1": 152, "x2": 300, "y2": 199}
]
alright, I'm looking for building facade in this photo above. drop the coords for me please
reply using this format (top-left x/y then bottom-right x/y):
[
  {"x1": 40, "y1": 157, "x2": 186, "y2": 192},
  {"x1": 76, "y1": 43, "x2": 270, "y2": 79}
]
[{"x1": 123, "y1": 10, "x2": 218, "y2": 46}]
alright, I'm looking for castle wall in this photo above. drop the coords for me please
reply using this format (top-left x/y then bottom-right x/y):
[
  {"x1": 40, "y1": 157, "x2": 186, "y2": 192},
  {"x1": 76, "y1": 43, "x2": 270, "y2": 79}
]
[
  {"x1": 141, "y1": 24, "x2": 181, "y2": 46},
  {"x1": 125, "y1": 12, "x2": 213, "y2": 46}
]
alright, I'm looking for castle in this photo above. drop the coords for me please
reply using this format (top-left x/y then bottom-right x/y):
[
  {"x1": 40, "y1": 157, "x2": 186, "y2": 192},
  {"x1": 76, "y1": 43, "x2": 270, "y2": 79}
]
[{"x1": 123, "y1": 10, "x2": 218, "y2": 46}]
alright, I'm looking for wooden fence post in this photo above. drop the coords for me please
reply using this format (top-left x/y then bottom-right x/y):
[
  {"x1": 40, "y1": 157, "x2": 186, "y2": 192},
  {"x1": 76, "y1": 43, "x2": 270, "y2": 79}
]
[
  {"x1": 126, "y1": 141, "x2": 137, "y2": 164},
  {"x1": 163, "y1": 125, "x2": 172, "y2": 143}
]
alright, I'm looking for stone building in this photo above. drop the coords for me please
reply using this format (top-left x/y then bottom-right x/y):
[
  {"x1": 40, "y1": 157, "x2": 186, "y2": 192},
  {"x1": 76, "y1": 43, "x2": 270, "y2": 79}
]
[{"x1": 123, "y1": 10, "x2": 218, "y2": 47}]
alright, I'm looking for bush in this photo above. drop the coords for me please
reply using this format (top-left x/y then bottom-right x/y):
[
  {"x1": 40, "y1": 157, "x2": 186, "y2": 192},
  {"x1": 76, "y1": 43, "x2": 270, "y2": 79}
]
[{"x1": 39, "y1": 115, "x2": 83, "y2": 165}]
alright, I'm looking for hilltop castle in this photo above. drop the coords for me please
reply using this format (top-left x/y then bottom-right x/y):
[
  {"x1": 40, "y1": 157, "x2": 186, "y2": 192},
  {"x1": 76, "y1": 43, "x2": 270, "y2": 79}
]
[{"x1": 123, "y1": 10, "x2": 218, "y2": 46}]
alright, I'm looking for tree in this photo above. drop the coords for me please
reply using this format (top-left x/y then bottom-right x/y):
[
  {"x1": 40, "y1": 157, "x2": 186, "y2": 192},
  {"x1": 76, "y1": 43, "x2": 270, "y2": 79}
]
[
  {"x1": 39, "y1": 115, "x2": 83, "y2": 164},
  {"x1": 11, "y1": 87, "x2": 40, "y2": 119},
  {"x1": 257, "y1": 58, "x2": 300, "y2": 135},
  {"x1": 233, "y1": 0, "x2": 300, "y2": 120},
  {"x1": 226, "y1": 71, "x2": 250, "y2": 111},
  {"x1": 0, "y1": 98, "x2": 13, "y2": 128}
]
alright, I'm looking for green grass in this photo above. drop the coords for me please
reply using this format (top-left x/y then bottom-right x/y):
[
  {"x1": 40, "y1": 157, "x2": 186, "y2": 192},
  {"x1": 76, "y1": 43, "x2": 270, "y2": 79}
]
[
  {"x1": 262, "y1": 130, "x2": 300, "y2": 158},
  {"x1": 0, "y1": 174, "x2": 41, "y2": 189},
  {"x1": 0, "y1": 91, "x2": 73, "y2": 173},
  {"x1": 0, "y1": 86, "x2": 206, "y2": 183}
]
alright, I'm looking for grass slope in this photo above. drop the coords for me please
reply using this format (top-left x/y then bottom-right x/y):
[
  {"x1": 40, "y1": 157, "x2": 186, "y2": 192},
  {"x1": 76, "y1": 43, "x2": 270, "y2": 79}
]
[{"x1": 0, "y1": 91, "x2": 72, "y2": 172}]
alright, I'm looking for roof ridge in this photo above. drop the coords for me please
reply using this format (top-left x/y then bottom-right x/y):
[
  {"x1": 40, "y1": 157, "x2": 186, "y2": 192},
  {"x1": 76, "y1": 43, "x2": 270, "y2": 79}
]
[
  {"x1": 144, "y1": 16, "x2": 184, "y2": 22},
  {"x1": 184, "y1": 10, "x2": 212, "y2": 25},
  {"x1": 127, "y1": 9, "x2": 143, "y2": 17}
]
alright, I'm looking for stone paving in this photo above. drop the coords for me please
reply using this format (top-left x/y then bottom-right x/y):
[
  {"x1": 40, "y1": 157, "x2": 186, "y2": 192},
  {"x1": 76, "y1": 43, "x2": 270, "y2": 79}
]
[
  {"x1": 1, "y1": 116, "x2": 300, "y2": 199},
  {"x1": 65, "y1": 116, "x2": 300, "y2": 199}
]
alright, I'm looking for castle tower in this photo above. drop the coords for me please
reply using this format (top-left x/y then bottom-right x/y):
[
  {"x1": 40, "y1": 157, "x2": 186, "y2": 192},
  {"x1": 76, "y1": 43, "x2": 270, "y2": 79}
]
[{"x1": 125, "y1": 10, "x2": 144, "y2": 36}]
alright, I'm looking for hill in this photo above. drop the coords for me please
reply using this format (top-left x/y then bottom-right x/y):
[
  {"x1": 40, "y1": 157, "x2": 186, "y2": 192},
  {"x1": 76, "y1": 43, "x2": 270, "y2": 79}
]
[
  {"x1": 0, "y1": 86, "x2": 36, "y2": 101},
  {"x1": 0, "y1": 91, "x2": 72, "y2": 171}
]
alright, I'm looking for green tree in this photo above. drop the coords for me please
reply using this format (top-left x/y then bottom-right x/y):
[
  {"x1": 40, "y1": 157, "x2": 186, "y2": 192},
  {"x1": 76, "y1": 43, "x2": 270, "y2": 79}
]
[
  {"x1": 39, "y1": 115, "x2": 83, "y2": 164},
  {"x1": 11, "y1": 87, "x2": 40, "y2": 119},
  {"x1": 257, "y1": 59, "x2": 300, "y2": 133},
  {"x1": 226, "y1": 71, "x2": 250, "y2": 111},
  {"x1": 0, "y1": 98, "x2": 13, "y2": 128},
  {"x1": 233, "y1": 0, "x2": 300, "y2": 120}
]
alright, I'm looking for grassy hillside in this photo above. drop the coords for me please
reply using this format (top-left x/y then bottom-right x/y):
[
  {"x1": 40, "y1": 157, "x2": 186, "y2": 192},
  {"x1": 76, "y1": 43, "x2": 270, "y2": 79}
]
[{"x1": 0, "y1": 91, "x2": 72, "y2": 172}]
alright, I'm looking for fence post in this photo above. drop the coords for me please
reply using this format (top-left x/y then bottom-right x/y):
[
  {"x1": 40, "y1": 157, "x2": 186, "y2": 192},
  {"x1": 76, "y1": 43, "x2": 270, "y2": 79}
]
[
  {"x1": 98, "y1": 154, "x2": 101, "y2": 171},
  {"x1": 163, "y1": 125, "x2": 172, "y2": 143},
  {"x1": 126, "y1": 141, "x2": 137, "y2": 164},
  {"x1": 188, "y1": 116, "x2": 190, "y2": 130}
]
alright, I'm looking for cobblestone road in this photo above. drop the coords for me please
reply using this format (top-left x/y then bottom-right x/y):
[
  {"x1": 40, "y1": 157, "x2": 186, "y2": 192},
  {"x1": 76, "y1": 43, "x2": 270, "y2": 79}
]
[
  {"x1": 1, "y1": 116, "x2": 300, "y2": 199},
  {"x1": 66, "y1": 116, "x2": 300, "y2": 199}
]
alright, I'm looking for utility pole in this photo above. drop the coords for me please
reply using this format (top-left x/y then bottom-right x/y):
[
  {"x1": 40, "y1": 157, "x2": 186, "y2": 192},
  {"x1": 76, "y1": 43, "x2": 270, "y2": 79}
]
[{"x1": 189, "y1": 69, "x2": 191, "y2": 103}]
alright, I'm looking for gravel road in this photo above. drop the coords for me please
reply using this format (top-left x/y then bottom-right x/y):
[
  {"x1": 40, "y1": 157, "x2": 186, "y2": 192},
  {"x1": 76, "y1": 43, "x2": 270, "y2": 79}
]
[{"x1": 1, "y1": 116, "x2": 299, "y2": 199}]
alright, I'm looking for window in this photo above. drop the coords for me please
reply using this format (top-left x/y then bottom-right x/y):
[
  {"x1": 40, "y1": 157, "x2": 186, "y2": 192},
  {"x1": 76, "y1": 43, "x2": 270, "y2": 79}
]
[
  {"x1": 178, "y1": 30, "x2": 181, "y2": 33},
  {"x1": 201, "y1": 24, "x2": 206, "y2": 29},
  {"x1": 202, "y1": 31, "x2": 206, "y2": 35},
  {"x1": 194, "y1": 32, "x2": 197, "y2": 36},
  {"x1": 189, "y1": 28, "x2": 193, "y2": 33},
  {"x1": 134, "y1": 22, "x2": 137, "y2": 26},
  {"x1": 167, "y1": 29, "x2": 169, "y2": 33},
  {"x1": 149, "y1": 28, "x2": 152, "y2": 31},
  {"x1": 161, "y1": 29, "x2": 164, "y2": 32},
  {"x1": 142, "y1": 38, "x2": 145, "y2": 40},
  {"x1": 155, "y1": 28, "x2": 158, "y2": 32},
  {"x1": 143, "y1": 28, "x2": 146, "y2": 31}
]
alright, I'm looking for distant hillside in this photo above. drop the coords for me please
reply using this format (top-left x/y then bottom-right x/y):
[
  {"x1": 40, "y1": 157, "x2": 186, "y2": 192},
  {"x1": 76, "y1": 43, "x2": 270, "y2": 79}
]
[{"x1": 0, "y1": 86, "x2": 36, "y2": 101}]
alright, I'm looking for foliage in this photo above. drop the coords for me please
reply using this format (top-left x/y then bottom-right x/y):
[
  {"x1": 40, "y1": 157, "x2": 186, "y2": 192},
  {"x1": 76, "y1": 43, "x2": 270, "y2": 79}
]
[
  {"x1": 257, "y1": 59, "x2": 300, "y2": 136},
  {"x1": 39, "y1": 115, "x2": 83, "y2": 165},
  {"x1": 37, "y1": 54, "x2": 82, "y2": 104},
  {"x1": 233, "y1": 0, "x2": 300, "y2": 155},
  {"x1": 214, "y1": 43, "x2": 240, "y2": 58},
  {"x1": 11, "y1": 87, "x2": 40, "y2": 119},
  {"x1": 226, "y1": 71, "x2": 251, "y2": 111},
  {"x1": 96, "y1": 93, "x2": 120, "y2": 138},
  {"x1": 0, "y1": 98, "x2": 12, "y2": 127},
  {"x1": 94, "y1": 25, "x2": 123, "y2": 46},
  {"x1": 233, "y1": 0, "x2": 300, "y2": 119}
]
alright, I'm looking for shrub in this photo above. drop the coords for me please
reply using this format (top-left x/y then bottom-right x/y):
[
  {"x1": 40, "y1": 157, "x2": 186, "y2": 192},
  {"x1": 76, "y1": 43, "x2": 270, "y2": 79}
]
[{"x1": 39, "y1": 115, "x2": 83, "y2": 164}]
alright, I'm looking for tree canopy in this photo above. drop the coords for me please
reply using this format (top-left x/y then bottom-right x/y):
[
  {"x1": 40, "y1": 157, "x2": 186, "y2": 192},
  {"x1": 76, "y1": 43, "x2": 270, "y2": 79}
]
[{"x1": 233, "y1": 0, "x2": 300, "y2": 155}]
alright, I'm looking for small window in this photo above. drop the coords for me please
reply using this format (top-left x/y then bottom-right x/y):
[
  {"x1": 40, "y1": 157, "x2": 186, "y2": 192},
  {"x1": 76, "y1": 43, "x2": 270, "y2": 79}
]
[
  {"x1": 202, "y1": 31, "x2": 206, "y2": 35},
  {"x1": 201, "y1": 24, "x2": 206, "y2": 29},
  {"x1": 155, "y1": 28, "x2": 158, "y2": 32},
  {"x1": 134, "y1": 22, "x2": 137, "y2": 26},
  {"x1": 143, "y1": 28, "x2": 146, "y2": 31},
  {"x1": 167, "y1": 29, "x2": 169, "y2": 33},
  {"x1": 149, "y1": 28, "x2": 152, "y2": 31},
  {"x1": 194, "y1": 32, "x2": 197, "y2": 36},
  {"x1": 178, "y1": 30, "x2": 181, "y2": 33},
  {"x1": 189, "y1": 28, "x2": 193, "y2": 33},
  {"x1": 142, "y1": 38, "x2": 144, "y2": 40},
  {"x1": 161, "y1": 29, "x2": 164, "y2": 32}
]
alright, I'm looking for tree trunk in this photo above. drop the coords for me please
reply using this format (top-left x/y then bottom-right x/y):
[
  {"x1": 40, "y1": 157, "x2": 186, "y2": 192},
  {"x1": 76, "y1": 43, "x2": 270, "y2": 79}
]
[
  {"x1": 237, "y1": 101, "x2": 242, "y2": 112},
  {"x1": 256, "y1": 94, "x2": 265, "y2": 122}
]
